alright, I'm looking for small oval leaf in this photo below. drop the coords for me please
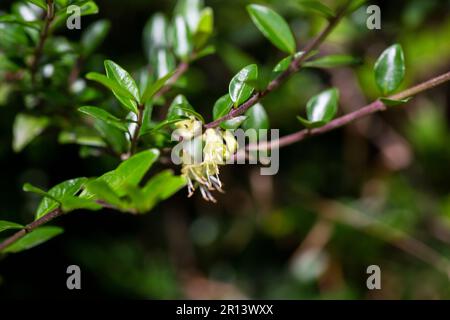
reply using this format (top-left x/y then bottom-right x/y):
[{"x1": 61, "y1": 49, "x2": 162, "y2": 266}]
[
  {"x1": 229, "y1": 64, "x2": 258, "y2": 107},
  {"x1": 299, "y1": 88, "x2": 339, "y2": 128},
  {"x1": 374, "y1": 44, "x2": 405, "y2": 95},
  {"x1": 247, "y1": 4, "x2": 296, "y2": 54}
]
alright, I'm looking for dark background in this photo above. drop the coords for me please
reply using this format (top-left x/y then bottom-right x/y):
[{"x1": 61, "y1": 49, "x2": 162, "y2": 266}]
[{"x1": 1, "y1": 0, "x2": 450, "y2": 299}]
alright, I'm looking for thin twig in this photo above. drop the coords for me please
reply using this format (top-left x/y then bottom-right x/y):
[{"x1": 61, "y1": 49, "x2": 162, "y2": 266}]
[
  {"x1": 30, "y1": 0, "x2": 55, "y2": 85},
  {"x1": 0, "y1": 208, "x2": 63, "y2": 252},
  {"x1": 248, "y1": 70, "x2": 450, "y2": 152},
  {"x1": 155, "y1": 61, "x2": 189, "y2": 100},
  {"x1": 204, "y1": 3, "x2": 350, "y2": 129}
]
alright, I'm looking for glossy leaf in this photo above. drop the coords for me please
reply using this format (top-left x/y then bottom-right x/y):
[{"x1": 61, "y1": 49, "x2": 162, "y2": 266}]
[
  {"x1": 1, "y1": 227, "x2": 63, "y2": 253},
  {"x1": 34, "y1": 178, "x2": 88, "y2": 220},
  {"x1": 86, "y1": 72, "x2": 137, "y2": 106},
  {"x1": 81, "y1": 19, "x2": 111, "y2": 57},
  {"x1": 374, "y1": 44, "x2": 405, "y2": 95},
  {"x1": 229, "y1": 64, "x2": 258, "y2": 107},
  {"x1": 78, "y1": 106, "x2": 128, "y2": 132},
  {"x1": 242, "y1": 103, "x2": 269, "y2": 131},
  {"x1": 220, "y1": 116, "x2": 247, "y2": 130},
  {"x1": 152, "y1": 48, "x2": 176, "y2": 80},
  {"x1": 104, "y1": 60, "x2": 140, "y2": 108},
  {"x1": 0, "y1": 220, "x2": 23, "y2": 233},
  {"x1": 247, "y1": 4, "x2": 296, "y2": 54},
  {"x1": 175, "y1": 0, "x2": 203, "y2": 32},
  {"x1": 13, "y1": 114, "x2": 49, "y2": 152},
  {"x1": 298, "y1": 88, "x2": 339, "y2": 128},
  {"x1": 173, "y1": 15, "x2": 192, "y2": 61},
  {"x1": 304, "y1": 55, "x2": 360, "y2": 69},
  {"x1": 212, "y1": 94, "x2": 233, "y2": 120},
  {"x1": 167, "y1": 94, "x2": 195, "y2": 120},
  {"x1": 143, "y1": 13, "x2": 170, "y2": 61}
]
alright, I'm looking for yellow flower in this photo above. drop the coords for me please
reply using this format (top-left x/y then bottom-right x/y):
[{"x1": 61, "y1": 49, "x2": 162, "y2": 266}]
[{"x1": 177, "y1": 124, "x2": 239, "y2": 202}]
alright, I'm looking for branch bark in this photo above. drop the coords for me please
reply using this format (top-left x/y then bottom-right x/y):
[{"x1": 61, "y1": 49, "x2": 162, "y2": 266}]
[
  {"x1": 248, "y1": 70, "x2": 450, "y2": 152},
  {"x1": 0, "y1": 208, "x2": 63, "y2": 252}
]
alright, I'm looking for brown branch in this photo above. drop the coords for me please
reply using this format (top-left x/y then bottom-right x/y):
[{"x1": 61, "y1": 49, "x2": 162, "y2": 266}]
[
  {"x1": 154, "y1": 61, "x2": 189, "y2": 100},
  {"x1": 0, "y1": 208, "x2": 63, "y2": 252},
  {"x1": 204, "y1": 3, "x2": 350, "y2": 129},
  {"x1": 30, "y1": 0, "x2": 55, "y2": 85},
  {"x1": 248, "y1": 70, "x2": 450, "y2": 152}
]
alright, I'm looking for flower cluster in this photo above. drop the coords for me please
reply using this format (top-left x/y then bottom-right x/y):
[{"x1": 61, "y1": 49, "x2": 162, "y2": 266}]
[{"x1": 175, "y1": 118, "x2": 238, "y2": 202}]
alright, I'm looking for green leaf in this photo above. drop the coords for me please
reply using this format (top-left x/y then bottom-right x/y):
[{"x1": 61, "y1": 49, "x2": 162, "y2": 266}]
[
  {"x1": 220, "y1": 116, "x2": 247, "y2": 130},
  {"x1": 194, "y1": 44, "x2": 215, "y2": 60},
  {"x1": 273, "y1": 51, "x2": 305, "y2": 72},
  {"x1": 167, "y1": 94, "x2": 196, "y2": 120},
  {"x1": 13, "y1": 114, "x2": 49, "y2": 152},
  {"x1": 34, "y1": 178, "x2": 88, "y2": 220},
  {"x1": 0, "y1": 14, "x2": 41, "y2": 30},
  {"x1": 60, "y1": 196, "x2": 102, "y2": 212},
  {"x1": 229, "y1": 64, "x2": 258, "y2": 107},
  {"x1": 212, "y1": 94, "x2": 233, "y2": 120},
  {"x1": 23, "y1": 183, "x2": 57, "y2": 200},
  {"x1": 175, "y1": 0, "x2": 203, "y2": 32},
  {"x1": 247, "y1": 4, "x2": 296, "y2": 54},
  {"x1": 380, "y1": 97, "x2": 412, "y2": 107},
  {"x1": 347, "y1": 0, "x2": 368, "y2": 14},
  {"x1": 141, "y1": 70, "x2": 175, "y2": 103},
  {"x1": 59, "y1": 129, "x2": 107, "y2": 148},
  {"x1": 81, "y1": 20, "x2": 111, "y2": 57},
  {"x1": 143, "y1": 13, "x2": 170, "y2": 60},
  {"x1": 133, "y1": 170, "x2": 186, "y2": 213},
  {"x1": 304, "y1": 54, "x2": 360, "y2": 68},
  {"x1": 143, "y1": 15, "x2": 176, "y2": 78},
  {"x1": 26, "y1": 0, "x2": 46, "y2": 10},
  {"x1": 1, "y1": 226, "x2": 63, "y2": 253},
  {"x1": 83, "y1": 149, "x2": 160, "y2": 198},
  {"x1": 83, "y1": 180, "x2": 125, "y2": 209},
  {"x1": 0, "y1": 221, "x2": 23, "y2": 233},
  {"x1": 194, "y1": 7, "x2": 213, "y2": 49},
  {"x1": 78, "y1": 106, "x2": 128, "y2": 132},
  {"x1": 52, "y1": 1, "x2": 99, "y2": 29},
  {"x1": 94, "y1": 119, "x2": 129, "y2": 154},
  {"x1": 172, "y1": 15, "x2": 192, "y2": 61},
  {"x1": 242, "y1": 103, "x2": 269, "y2": 131},
  {"x1": 294, "y1": 1, "x2": 335, "y2": 18},
  {"x1": 104, "y1": 60, "x2": 141, "y2": 107},
  {"x1": 374, "y1": 44, "x2": 405, "y2": 95},
  {"x1": 298, "y1": 88, "x2": 339, "y2": 128},
  {"x1": 86, "y1": 72, "x2": 138, "y2": 113}
]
